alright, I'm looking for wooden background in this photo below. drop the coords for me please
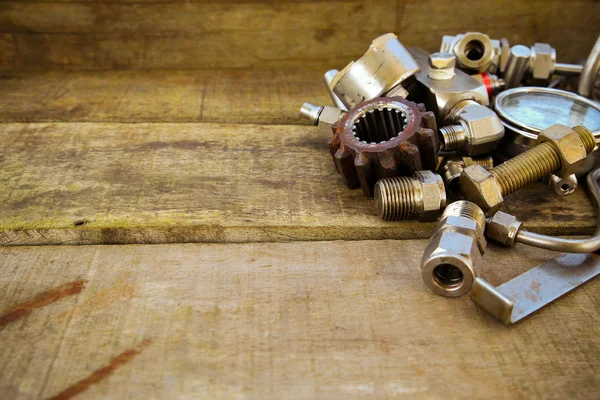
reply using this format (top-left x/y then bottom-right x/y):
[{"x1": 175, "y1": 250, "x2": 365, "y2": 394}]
[{"x1": 0, "y1": 1, "x2": 599, "y2": 399}]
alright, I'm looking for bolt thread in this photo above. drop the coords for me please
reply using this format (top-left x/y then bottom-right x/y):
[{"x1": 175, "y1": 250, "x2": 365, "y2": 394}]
[
  {"x1": 472, "y1": 155, "x2": 494, "y2": 170},
  {"x1": 374, "y1": 177, "x2": 420, "y2": 220},
  {"x1": 440, "y1": 124, "x2": 468, "y2": 151},
  {"x1": 573, "y1": 125, "x2": 596, "y2": 153},
  {"x1": 491, "y1": 142, "x2": 560, "y2": 196},
  {"x1": 442, "y1": 201, "x2": 486, "y2": 232}
]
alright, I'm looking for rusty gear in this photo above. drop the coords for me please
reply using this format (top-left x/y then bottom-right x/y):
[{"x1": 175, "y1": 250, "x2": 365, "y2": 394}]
[{"x1": 328, "y1": 97, "x2": 438, "y2": 197}]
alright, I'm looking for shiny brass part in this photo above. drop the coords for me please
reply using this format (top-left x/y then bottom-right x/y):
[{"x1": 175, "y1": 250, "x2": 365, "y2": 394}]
[
  {"x1": 460, "y1": 124, "x2": 596, "y2": 214},
  {"x1": 374, "y1": 171, "x2": 447, "y2": 221},
  {"x1": 439, "y1": 155, "x2": 494, "y2": 193},
  {"x1": 421, "y1": 201, "x2": 487, "y2": 297}
]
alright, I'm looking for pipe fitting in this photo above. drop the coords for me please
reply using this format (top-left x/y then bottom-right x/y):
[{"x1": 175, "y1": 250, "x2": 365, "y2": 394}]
[
  {"x1": 300, "y1": 103, "x2": 344, "y2": 135},
  {"x1": 441, "y1": 32, "x2": 497, "y2": 73},
  {"x1": 439, "y1": 102, "x2": 505, "y2": 156},
  {"x1": 421, "y1": 201, "x2": 487, "y2": 297},
  {"x1": 439, "y1": 155, "x2": 494, "y2": 194},
  {"x1": 374, "y1": 171, "x2": 447, "y2": 221},
  {"x1": 548, "y1": 174, "x2": 578, "y2": 196}
]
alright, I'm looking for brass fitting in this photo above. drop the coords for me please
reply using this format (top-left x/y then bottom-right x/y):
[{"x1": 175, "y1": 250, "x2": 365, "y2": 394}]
[
  {"x1": 374, "y1": 171, "x2": 447, "y2": 221},
  {"x1": 439, "y1": 155, "x2": 494, "y2": 193},
  {"x1": 421, "y1": 201, "x2": 487, "y2": 297},
  {"x1": 460, "y1": 124, "x2": 596, "y2": 214},
  {"x1": 440, "y1": 32, "x2": 497, "y2": 73},
  {"x1": 439, "y1": 102, "x2": 505, "y2": 156},
  {"x1": 548, "y1": 174, "x2": 578, "y2": 196},
  {"x1": 486, "y1": 211, "x2": 522, "y2": 248}
]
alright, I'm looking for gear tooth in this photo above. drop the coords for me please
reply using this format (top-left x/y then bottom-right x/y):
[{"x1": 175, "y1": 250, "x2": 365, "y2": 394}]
[
  {"x1": 334, "y1": 146, "x2": 359, "y2": 188},
  {"x1": 397, "y1": 143, "x2": 422, "y2": 174},
  {"x1": 378, "y1": 151, "x2": 398, "y2": 178},
  {"x1": 416, "y1": 127, "x2": 438, "y2": 170},
  {"x1": 328, "y1": 134, "x2": 341, "y2": 159},
  {"x1": 354, "y1": 152, "x2": 375, "y2": 197}
]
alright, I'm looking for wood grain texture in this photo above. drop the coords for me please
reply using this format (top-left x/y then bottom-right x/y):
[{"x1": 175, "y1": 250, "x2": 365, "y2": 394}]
[
  {"x1": 0, "y1": 0, "x2": 598, "y2": 71},
  {"x1": 0, "y1": 122, "x2": 595, "y2": 246},
  {"x1": 0, "y1": 241, "x2": 598, "y2": 399},
  {"x1": 0, "y1": 69, "x2": 330, "y2": 125}
]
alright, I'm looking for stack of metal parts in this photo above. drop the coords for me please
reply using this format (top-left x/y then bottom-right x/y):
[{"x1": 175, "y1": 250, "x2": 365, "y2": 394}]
[{"x1": 300, "y1": 32, "x2": 600, "y2": 325}]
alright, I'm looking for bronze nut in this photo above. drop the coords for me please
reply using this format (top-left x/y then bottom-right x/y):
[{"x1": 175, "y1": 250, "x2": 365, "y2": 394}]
[
  {"x1": 486, "y1": 211, "x2": 522, "y2": 247},
  {"x1": 421, "y1": 228, "x2": 484, "y2": 297},
  {"x1": 416, "y1": 171, "x2": 447, "y2": 221},
  {"x1": 459, "y1": 164, "x2": 504, "y2": 215},
  {"x1": 537, "y1": 124, "x2": 588, "y2": 178}
]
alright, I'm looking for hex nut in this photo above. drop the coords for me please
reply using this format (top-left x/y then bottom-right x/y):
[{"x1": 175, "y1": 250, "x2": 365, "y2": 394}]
[
  {"x1": 421, "y1": 229, "x2": 484, "y2": 297},
  {"x1": 415, "y1": 170, "x2": 447, "y2": 221},
  {"x1": 486, "y1": 211, "x2": 522, "y2": 247},
  {"x1": 428, "y1": 52, "x2": 456, "y2": 80},
  {"x1": 537, "y1": 124, "x2": 588, "y2": 178},
  {"x1": 459, "y1": 164, "x2": 504, "y2": 215},
  {"x1": 456, "y1": 103, "x2": 505, "y2": 155},
  {"x1": 530, "y1": 42, "x2": 556, "y2": 80},
  {"x1": 453, "y1": 32, "x2": 495, "y2": 72}
]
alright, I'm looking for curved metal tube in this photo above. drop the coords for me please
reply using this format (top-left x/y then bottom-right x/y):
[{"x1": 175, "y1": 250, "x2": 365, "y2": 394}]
[
  {"x1": 578, "y1": 36, "x2": 600, "y2": 99},
  {"x1": 516, "y1": 168, "x2": 600, "y2": 252}
]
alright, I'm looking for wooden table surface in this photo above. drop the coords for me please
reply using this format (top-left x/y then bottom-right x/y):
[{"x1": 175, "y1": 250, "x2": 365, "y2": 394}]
[{"x1": 1, "y1": 1, "x2": 600, "y2": 399}]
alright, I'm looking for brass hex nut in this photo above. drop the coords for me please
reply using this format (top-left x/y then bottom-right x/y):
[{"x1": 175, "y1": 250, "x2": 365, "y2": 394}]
[
  {"x1": 415, "y1": 170, "x2": 447, "y2": 222},
  {"x1": 453, "y1": 32, "x2": 495, "y2": 72},
  {"x1": 457, "y1": 103, "x2": 505, "y2": 155},
  {"x1": 537, "y1": 124, "x2": 588, "y2": 178},
  {"x1": 486, "y1": 211, "x2": 522, "y2": 247},
  {"x1": 459, "y1": 164, "x2": 503, "y2": 215}
]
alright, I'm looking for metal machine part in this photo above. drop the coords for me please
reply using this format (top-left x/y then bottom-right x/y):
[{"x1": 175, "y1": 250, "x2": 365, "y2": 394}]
[
  {"x1": 439, "y1": 102, "x2": 505, "y2": 156},
  {"x1": 471, "y1": 72, "x2": 505, "y2": 97},
  {"x1": 421, "y1": 201, "x2": 487, "y2": 297},
  {"x1": 300, "y1": 103, "x2": 344, "y2": 135},
  {"x1": 440, "y1": 33, "x2": 500, "y2": 73},
  {"x1": 548, "y1": 173, "x2": 577, "y2": 196},
  {"x1": 439, "y1": 155, "x2": 494, "y2": 194},
  {"x1": 471, "y1": 253, "x2": 600, "y2": 325},
  {"x1": 324, "y1": 69, "x2": 348, "y2": 111},
  {"x1": 328, "y1": 97, "x2": 438, "y2": 197},
  {"x1": 331, "y1": 33, "x2": 419, "y2": 110},
  {"x1": 428, "y1": 52, "x2": 456, "y2": 80},
  {"x1": 374, "y1": 171, "x2": 446, "y2": 221},
  {"x1": 460, "y1": 124, "x2": 596, "y2": 214},
  {"x1": 578, "y1": 36, "x2": 600, "y2": 99},
  {"x1": 504, "y1": 45, "x2": 531, "y2": 89},
  {"x1": 408, "y1": 48, "x2": 489, "y2": 124},
  {"x1": 528, "y1": 42, "x2": 585, "y2": 81},
  {"x1": 493, "y1": 87, "x2": 600, "y2": 168},
  {"x1": 486, "y1": 168, "x2": 600, "y2": 252}
]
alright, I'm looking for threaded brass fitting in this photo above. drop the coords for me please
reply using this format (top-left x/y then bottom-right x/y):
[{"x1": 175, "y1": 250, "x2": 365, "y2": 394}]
[
  {"x1": 374, "y1": 171, "x2": 446, "y2": 221},
  {"x1": 460, "y1": 124, "x2": 596, "y2": 214},
  {"x1": 421, "y1": 200, "x2": 487, "y2": 297},
  {"x1": 439, "y1": 155, "x2": 494, "y2": 194}
]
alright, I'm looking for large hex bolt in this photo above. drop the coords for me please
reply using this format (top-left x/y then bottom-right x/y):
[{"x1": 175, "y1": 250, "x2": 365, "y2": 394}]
[
  {"x1": 460, "y1": 124, "x2": 596, "y2": 214},
  {"x1": 374, "y1": 171, "x2": 447, "y2": 221},
  {"x1": 438, "y1": 102, "x2": 505, "y2": 156},
  {"x1": 421, "y1": 200, "x2": 487, "y2": 297}
]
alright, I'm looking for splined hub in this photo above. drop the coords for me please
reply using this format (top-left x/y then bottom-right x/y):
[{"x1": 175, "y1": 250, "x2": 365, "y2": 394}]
[{"x1": 329, "y1": 97, "x2": 438, "y2": 197}]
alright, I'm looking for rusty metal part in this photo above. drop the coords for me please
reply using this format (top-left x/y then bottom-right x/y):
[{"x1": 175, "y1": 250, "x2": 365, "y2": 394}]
[
  {"x1": 471, "y1": 253, "x2": 600, "y2": 325},
  {"x1": 329, "y1": 97, "x2": 438, "y2": 197},
  {"x1": 439, "y1": 155, "x2": 494, "y2": 194},
  {"x1": 486, "y1": 168, "x2": 600, "y2": 253},
  {"x1": 460, "y1": 124, "x2": 596, "y2": 214},
  {"x1": 374, "y1": 171, "x2": 446, "y2": 221},
  {"x1": 440, "y1": 33, "x2": 498, "y2": 73},
  {"x1": 408, "y1": 48, "x2": 489, "y2": 124},
  {"x1": 331, "y1": 33, "x2": 419, "y2": 110},
  {"x1": 421, "y1": 201, "x2": 487, "y2": 297},
  {"x1": 300, "y1": 103, "x2": 344, "y2": 135},
  {"x1": 439, "y1": 102, "x2": 505, "y2": 156}
]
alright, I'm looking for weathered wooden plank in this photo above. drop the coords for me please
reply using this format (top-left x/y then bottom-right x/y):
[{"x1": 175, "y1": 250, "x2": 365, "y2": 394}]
[
  {"x1": 0, "y1": 0, "x2": 597, "y2": 71},
  {"x1": 0, "y1": 241, "x2": 598, "y2": 399},
  {"x1": 0, "y1": 69, "x2": 331, "y2": 125},
  {"x1": 0, "y1": 122, "x2": 595, "y2": 246}
]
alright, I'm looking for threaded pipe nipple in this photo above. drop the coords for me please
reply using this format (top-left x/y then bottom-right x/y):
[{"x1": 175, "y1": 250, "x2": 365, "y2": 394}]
[
  {"x1": 374, "y1": 177, "x2": 420, "y2": 220},
  {"x1": 440, "y1": 124, "x2": 468, "y2": 151},
  {"x1": 442, "y1": 201, "x2": 486, "y2": 232}
]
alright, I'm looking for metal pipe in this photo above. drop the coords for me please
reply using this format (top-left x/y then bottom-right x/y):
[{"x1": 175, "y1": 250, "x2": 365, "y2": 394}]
[
  {"x1": 578, "y1": 36, "x2": 600, "y2": 98},
  {"x1": 515, "y1": 168, "x2": 600, "y2": 252},
  {"x1": 555, "y1": 62, "x2": 584, "y2": 75}
]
